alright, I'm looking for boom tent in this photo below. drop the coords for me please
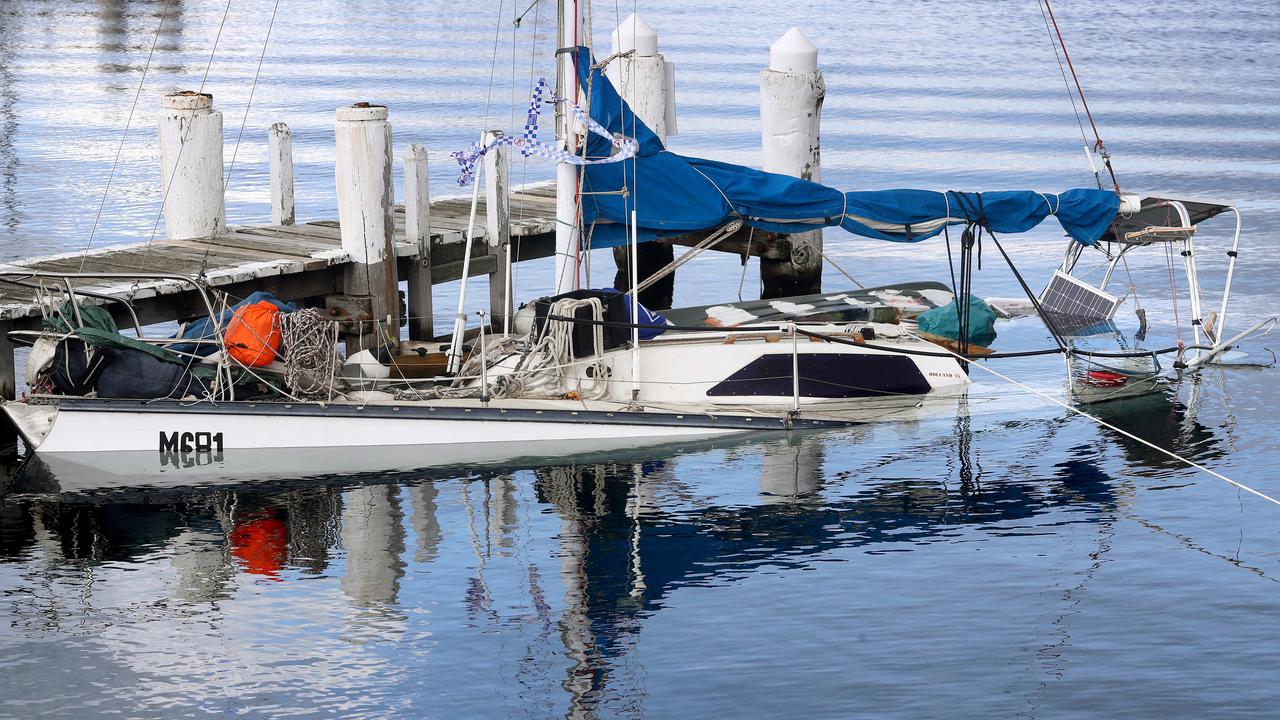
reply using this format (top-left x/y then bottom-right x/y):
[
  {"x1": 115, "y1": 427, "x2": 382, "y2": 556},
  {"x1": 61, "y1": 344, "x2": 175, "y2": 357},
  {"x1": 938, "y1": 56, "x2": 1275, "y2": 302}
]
[{"x1": 569, "y1": 47, "x2": 1119, "y2": 249}]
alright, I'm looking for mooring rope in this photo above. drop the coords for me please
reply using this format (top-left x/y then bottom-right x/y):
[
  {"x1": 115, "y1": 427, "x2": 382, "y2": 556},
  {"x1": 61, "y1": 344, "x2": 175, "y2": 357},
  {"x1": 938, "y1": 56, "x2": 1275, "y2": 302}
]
[{"x1": 919, "y1": 335, "x2": 1280, "y2": 506}]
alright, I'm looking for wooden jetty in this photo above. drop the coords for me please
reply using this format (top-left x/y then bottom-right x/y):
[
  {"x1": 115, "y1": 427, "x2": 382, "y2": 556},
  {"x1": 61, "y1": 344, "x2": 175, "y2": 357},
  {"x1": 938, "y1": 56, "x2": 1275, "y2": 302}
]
[
  {"x1": 0, "y1": 175, "x2": 785, "y2": 402},
  {"x1": 0, "y1": 22, "x2": 821, "y2": 414},
  {"x1": 0, "y1": 182, "x2": 551, "y2": 396}
]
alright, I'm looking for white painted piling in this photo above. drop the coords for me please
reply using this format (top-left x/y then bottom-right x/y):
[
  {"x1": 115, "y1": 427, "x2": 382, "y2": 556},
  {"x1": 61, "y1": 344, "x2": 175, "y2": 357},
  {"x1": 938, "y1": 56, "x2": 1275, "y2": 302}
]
[
  {"x1": 605, "y1": 13, "x2": 676, "y2": 143},
  {"x1": 606, "y1": 13, "x2": 679, "y2": 309},
  {"x1": 340, "y1": 485, "x2": 405, "y2": 606},
  {"x1": 760, "y1": 437, "x2": 824, "y2": 503},
  {"x1": 483, "y1": 130, "x2": 513, "y2": 333},
  {"x1": 158, "y1": 91, "x2": 225, "y2": 240},
  {"x1": 404, "y1": 143, "x2": 433, "y2": 340},
  {"x1": 760, "y1": 28, "x2": 825, "y2": 298},
  {"x1": 335, "y1": 103, "x2": 398, "y2": 348},
  {"x1": 268, "y1": 122, "x2": 295, "y2": 226}
]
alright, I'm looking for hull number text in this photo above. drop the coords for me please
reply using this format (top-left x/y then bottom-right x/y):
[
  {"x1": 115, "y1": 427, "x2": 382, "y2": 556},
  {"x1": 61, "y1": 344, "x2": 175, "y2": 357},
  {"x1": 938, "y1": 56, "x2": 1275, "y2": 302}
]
[{"x1": 159, "y1": 431, "x2": 224, "y2": 454}]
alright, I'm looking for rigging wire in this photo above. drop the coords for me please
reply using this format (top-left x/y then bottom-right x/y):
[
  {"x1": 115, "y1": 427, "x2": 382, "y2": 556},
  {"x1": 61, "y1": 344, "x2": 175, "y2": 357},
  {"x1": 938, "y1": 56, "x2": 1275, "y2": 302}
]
[
  {"x1": 196, "y1": 0, "x2": 282, "y2": 276},
  {"x1": 78, "y1": 0, "x2": 174, "y2": 271},
  {"x1": 139, "y1": 0, "x2": 234, "y2": 264},
  {"x1": 1039, "y1": 0, "x2": 1121, "y2": 193},
  {"x1": 513, "y1": 0, "x2": 543, "y2": 303},
  {"x1": 1036, "y1": 0, "x2": 1096, "y2": 190}
]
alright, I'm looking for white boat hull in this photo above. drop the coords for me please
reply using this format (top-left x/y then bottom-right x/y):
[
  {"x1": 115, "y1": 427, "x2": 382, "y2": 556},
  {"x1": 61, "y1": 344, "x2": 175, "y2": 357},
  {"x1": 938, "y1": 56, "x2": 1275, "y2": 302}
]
[
  {"x1": 2, "y1": 320, "x2": 971, "y2": 491},
  {"x1": 2, "y1": 397, "x2": 864, "y2": 490}
]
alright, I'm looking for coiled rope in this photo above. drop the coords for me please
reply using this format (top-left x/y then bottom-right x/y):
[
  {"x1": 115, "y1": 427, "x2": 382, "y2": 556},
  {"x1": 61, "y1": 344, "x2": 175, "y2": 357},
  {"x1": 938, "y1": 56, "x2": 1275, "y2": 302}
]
[{"x1": 280, "y1": 308, "x2": 340, "y2": 399}]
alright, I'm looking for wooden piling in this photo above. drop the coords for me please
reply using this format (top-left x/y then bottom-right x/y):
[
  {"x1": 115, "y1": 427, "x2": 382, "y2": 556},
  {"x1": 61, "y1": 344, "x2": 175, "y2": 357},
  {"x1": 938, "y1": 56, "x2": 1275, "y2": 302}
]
[
  {"x1": 605, "y1": 13, "x2": 678, "y2": 309},
  {"x1": 269, "y1": 122, "x2": 295, "y2": 226},
  {"x1": 612, "y1": 243, "x2": 675, "y2": 310},
  {"x1": 483, "y1": 130, "x2": 513, "y2": 332},
  {"x1": 760, "y1": 28, "x2": 825, "y2": 299},
  {"x1": 404, "y1": 143, "x2": 433, "y2": 341},
  {"x1": 334, "y1": 103, "x2": 398, "y2": 352},
  {"x1": 0, "y1": 324, "x2": 16, "y2": 451},
  {"x1": 158, "y1": 91, "x2": 226, "y2": 241},
  {"x1": 605, "y1": 14, "x2": 675, "y2": 142}
]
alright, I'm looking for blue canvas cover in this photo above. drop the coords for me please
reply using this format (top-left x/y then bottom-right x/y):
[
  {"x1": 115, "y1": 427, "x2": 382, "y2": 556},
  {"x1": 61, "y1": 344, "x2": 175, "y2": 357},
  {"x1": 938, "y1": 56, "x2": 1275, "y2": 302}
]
[{"x1": 568, "y1": 48, "x2": 1119, "y2": 250}]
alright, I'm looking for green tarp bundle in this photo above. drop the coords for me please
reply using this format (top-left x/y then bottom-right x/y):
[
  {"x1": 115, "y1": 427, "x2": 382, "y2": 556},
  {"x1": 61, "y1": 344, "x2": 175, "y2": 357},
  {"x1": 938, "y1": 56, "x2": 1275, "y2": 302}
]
[
  {"x1": 916, "y1": 294, "x2": 998, "y2": 348},
  {"x1": 44, "y1": 302, "x2": 186, "y2": 365}
]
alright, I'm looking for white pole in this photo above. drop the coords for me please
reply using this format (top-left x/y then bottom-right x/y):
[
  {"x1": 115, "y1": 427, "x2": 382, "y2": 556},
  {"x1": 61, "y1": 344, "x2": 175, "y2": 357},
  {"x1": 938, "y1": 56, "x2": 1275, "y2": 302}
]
[
  {"x1": 1215, "y1": 207, "x2": 1242, "y2": 343},
  {"x1": 790, "y1": 320, "x2": 800, "y2": 413},
  {"x1": 335, "y1": 103, "x2": 398, "y2": 350},
  {"x1": 268, "y1": 121, "x2": 295, "y2": 225},
  {"x1": 553, "y1": 0, "x2": 583, "y2": 295},
  {"x1": 447, "y1": 134, "x2": 486, "y2": 374},
  {"x1": 477, "y1": 310, "x2": 490, "y2": 405},
  {"x1": 158, "y1": 91, "x2": 225, "y2": 240},
  {"x1": 629, "y1": 209, "x2": 641, "y2": 402},
  {"x1": 760, "y1": 28, "x2": 825, "y2": 297}
]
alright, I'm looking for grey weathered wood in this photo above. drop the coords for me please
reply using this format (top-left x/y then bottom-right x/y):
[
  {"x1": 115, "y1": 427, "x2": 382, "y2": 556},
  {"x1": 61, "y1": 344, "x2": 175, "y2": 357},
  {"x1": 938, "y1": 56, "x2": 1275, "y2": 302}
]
[
  {"x1": 404, "y1": 143, "x2": 433, "y2": 340},
  {"x1": 429, "y1": 254, "x2": 497, "y2": 284},
  {"x1": 334, "y1": 104, "x2": 398, "y2": 352},
  {"x1": 0, "y1": 322, "x2": 13, "y2": 451},
  {"x1": 269, "y1": 122, "x2": 296, "y2": 226},
  {"x1": 483, "y1": 131, "x2": 512, "y2": 332},
  {"x1": 0, "y1": 322, "x2": 13, "y2": 401}
]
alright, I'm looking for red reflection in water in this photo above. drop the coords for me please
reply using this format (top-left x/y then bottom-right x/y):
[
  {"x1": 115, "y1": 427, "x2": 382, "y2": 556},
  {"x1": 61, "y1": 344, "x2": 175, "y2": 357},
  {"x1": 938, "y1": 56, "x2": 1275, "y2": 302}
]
[{"x1": 230, "y1": 510, "x2": 288, "y2": 580}]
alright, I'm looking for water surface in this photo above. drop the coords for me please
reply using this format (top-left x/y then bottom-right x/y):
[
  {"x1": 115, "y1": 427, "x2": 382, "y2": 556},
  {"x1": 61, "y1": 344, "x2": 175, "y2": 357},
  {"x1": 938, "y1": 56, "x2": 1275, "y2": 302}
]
[{"x1": 0, "y1": 1, "x2": 1278, "y2": 717}]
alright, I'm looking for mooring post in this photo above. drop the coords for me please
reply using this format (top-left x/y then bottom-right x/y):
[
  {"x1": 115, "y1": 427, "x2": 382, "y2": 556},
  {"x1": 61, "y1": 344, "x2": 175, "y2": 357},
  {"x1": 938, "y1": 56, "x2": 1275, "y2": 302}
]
[
  {"x1": 334, "y1": 103, "x2": 399, "y2": 353},
  {"x1": 483, "y1": 130, "x2": 512, "y2": 333},
  {"x1": 0, "y1": 323, "x2": 15, "y2": 452},
  {"x1": 605, "y1": 13, "x2": 675, "y2": 141},
  {"x1": 158, "y1": 91, "x2": 226, "y2": 240},
  {"x1": 760, "y1": 28, "x2": 825, "y2": 299},
  {"x1": 606, "y1": 13, "x2": 679, "y2": 309},
  {"x1": 404, "y1": 143, "x2": 433, "y2": 341},
  {"x1": 269, "y1": 121, "x2": 295, "y2": 226}
]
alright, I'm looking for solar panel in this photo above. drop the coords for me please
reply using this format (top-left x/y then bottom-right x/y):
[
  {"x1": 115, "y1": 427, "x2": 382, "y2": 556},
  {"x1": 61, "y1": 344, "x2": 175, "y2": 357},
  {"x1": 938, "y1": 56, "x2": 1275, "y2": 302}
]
[{"x1": 1039, "y1": 270, "x2": 1122, "y2": 322}]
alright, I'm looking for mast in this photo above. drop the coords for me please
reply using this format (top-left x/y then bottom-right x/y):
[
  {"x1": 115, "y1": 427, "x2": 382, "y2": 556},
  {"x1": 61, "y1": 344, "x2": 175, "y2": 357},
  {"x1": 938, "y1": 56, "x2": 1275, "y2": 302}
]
[{"x1": 553, "y1": 0, "x2": 582, "y2": 294}]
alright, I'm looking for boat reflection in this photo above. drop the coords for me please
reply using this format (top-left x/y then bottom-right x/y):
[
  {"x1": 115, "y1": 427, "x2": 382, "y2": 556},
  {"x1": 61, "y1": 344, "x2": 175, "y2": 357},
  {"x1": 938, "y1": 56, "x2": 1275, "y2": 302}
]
[
  {"x1": 1086, "y1": 384, "x2": 1225, "y2": 472},
  {"x1": 0, "y1": 394, "x2": 1225, "y2": 716}
]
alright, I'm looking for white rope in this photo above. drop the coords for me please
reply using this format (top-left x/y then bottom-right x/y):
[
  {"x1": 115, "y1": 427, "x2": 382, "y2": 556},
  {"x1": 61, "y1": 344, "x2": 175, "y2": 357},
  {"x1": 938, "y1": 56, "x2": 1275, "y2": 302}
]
[
  {"x1": 818, "y1": 249, "x2": 865, "y2": 289},
  {"x1": 919, "y1": 335, "x2": 1280, "y2": 506},
  {"x1": 434, "y1": 297, "x2": 611, "y2": 401}
]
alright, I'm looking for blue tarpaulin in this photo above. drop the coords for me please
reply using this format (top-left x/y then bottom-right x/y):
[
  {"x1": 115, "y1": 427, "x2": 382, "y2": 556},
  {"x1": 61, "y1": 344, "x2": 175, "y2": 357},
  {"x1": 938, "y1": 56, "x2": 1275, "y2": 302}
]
[{"x1": 569, "y1": 48, "x2": 1119, "y2": 250}]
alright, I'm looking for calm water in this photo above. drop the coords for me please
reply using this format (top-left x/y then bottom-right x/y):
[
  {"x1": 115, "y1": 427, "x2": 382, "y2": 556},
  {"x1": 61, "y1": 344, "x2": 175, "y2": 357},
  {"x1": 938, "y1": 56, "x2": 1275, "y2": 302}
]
[{"x1": 1, "y1": 0, "x2": 1278, "y2": 717}]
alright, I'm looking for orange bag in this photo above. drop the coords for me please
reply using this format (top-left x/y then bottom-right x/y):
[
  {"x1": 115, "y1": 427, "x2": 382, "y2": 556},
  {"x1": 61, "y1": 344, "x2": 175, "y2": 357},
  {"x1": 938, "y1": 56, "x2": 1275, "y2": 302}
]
[{"x1": 224, "y1": 300, "x2": 282, "y2": 367}]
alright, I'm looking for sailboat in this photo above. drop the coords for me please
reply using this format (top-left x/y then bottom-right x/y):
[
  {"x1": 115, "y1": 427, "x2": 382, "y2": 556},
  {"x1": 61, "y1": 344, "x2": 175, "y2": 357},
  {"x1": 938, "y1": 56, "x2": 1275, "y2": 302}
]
[{"x1": 0, "y1": 2, "x2": 1151, "y2": 485}]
